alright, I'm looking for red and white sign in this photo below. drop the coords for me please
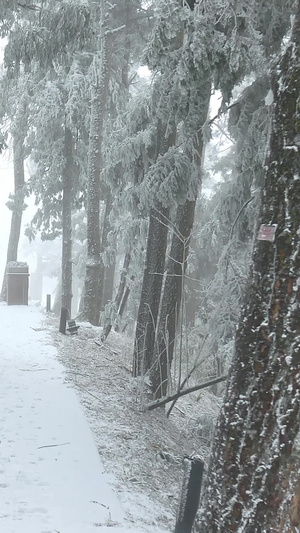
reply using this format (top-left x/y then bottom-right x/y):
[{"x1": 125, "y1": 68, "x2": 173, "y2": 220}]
[{"x1": 257, "y1": 224, "x2": 277, "y2": 242}]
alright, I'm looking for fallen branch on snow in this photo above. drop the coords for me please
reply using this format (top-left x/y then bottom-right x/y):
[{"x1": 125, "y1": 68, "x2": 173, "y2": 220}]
[
  {"x1": 37, "y1": 442, "x2": 70, "y2": 449},
  {"x1": 145, "y1": 375, "x2": 228, "y2": 411}
]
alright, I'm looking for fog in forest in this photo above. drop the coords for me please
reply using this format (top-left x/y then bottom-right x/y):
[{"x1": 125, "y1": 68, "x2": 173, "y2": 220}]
[{"x1": 1, "y1": 1, "x2": 300, "y2": 531}]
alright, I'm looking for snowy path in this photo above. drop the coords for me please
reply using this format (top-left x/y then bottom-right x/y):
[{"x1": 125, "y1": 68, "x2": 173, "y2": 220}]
[{"x1": 0, "y1": 303, "x2": 138, "y2": 533}]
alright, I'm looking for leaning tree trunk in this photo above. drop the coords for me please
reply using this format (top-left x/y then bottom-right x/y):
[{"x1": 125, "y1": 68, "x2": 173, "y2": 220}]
[
  {"x1": 83, "y1": 3, "x2": 111, "y2": 326},
  {"x1": 199, "y1": 5, "x2": 300, "y2": 531},
  {"x1": 1, "y1": 133, "x2": 26, "y2": 301},
  {"x1": 61, "y1": 125, "x2": 73, "y2": 314}
]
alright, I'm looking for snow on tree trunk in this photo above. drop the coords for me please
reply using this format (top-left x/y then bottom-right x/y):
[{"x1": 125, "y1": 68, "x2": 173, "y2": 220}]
[
  {"x1": 61, "y1": 126, "x2": 73, "y2": 314},
  {"x1": 133, "y1": 120, "x2": 177, "y2": 377},
  {"x1": 1, "y1": 133, "x2": 25, "y2": 301},
  {"x1": 150, "y1": 80, "x2": 210, "y2": 398},
  {"x1": 198, "y1": 4, "x2": 300, "y2": 531},
  {"x1": 151, "y1": 198, "x2": 196, "y2": 399},
  {"x1": 133, "y1": 204, "x2": 170, "y2": 377},
  {"x1": 83, "y1": 2, "x2": 111, "y2": 326},
  {"x1": 101, "y1": 252, "x2": 131, "y2": 342}
]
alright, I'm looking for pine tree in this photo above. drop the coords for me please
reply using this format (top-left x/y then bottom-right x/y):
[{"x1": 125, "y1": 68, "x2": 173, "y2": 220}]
[
  {"x1": 1, "y1": 1, "x2": 93, "y2": 314},
  {"x1": 146, "y1": 0, "x2": 294, "y2": 398}
]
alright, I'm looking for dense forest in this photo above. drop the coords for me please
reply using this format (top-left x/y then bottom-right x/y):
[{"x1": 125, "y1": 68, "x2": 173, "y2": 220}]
[{"x1": 1, "y1": 0, "x2": 300, "y2": 530}]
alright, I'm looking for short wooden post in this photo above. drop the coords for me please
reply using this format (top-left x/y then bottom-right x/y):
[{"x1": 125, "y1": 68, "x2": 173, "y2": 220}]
[
  {"x1": 174, "y1": 455, "x2": 204, "y2": 533},
  {"x1": 59, "y1": 307, "x2": 69, "y2": 334},
  {"x1": 46, "y1": 294, "x2": 51, "y2": 312}
]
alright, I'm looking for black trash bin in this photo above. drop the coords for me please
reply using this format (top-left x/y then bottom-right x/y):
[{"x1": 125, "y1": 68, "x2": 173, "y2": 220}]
[{"x1": 7, "y1": 262, "x2": 29, "y2": 306}]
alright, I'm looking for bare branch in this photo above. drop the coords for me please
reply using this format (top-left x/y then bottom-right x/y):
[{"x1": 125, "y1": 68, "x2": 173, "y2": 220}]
[
  {"x1": 17, "y1": 2, "x2": 41, "y2": 11},
  {"x1": 146, "y1": 374, "x2": 228, "y2": 411}
]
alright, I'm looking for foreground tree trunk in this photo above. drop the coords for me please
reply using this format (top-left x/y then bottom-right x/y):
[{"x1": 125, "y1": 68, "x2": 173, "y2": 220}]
[
  {"x1": 0, "y1": 133, "x2": 26, "y2": 301},
  {"x1": 82, "y1": 2, "x2": 111, "y2": 325},
  {"x1": 199, "y1": 5, "x2": 300, "y2": 531}
]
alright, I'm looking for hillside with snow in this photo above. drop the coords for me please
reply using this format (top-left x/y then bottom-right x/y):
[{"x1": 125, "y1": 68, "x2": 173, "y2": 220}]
[{"x1": 0, "y1": 303, "x2": 212, "y2": 533}]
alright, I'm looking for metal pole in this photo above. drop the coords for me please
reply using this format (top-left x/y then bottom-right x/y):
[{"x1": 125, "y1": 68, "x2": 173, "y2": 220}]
[
  {"x1": 174, "y1": 455, "x2": 204, "y2": 533},
  {"x1": 59, "y1": 307, "x2": 69, "y2": 334}
]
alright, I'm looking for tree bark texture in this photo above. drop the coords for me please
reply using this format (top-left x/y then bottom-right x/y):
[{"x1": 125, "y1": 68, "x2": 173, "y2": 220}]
[
  {"x1": 83, "y1": 4, "x2": 111, "y2": 326},
  {"x1": 199, "y1": 5, "x2": 300, "y2": 531},
  {"x1": 61, "y1": 126, "x2": 73, "y2": 314},
  {"x1": 151, "y1": 81, "x2": 210, "y2": 398},
  {"x1": 133, "y1": 119, "x2": 177, "y2": 377},
  {"x1": 151, "y1": 198, "x2": 196, "y2": 398},
  {"x1": 1, "y1": 133, "x2": 26, "y2": 301},
  {"x1": 133, "y1": 204, "x2": 170, "y2": 377}
]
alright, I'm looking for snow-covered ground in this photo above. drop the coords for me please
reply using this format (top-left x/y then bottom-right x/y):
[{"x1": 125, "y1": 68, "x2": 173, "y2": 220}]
[{"x1": 0, "y1": 303, "x2": 177, "y2": 533}]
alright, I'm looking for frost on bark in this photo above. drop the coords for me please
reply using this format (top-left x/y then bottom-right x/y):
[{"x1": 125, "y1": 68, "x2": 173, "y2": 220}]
[
  {"x1": 133, "y1": 204, "x2": 170, "y2": 377},
  {"x1": 83, "y1": 3, "x2": 111, "y2": 326},
  {"x1": 1, "y1": 133, "x2": 26, "y2": 301},
  {"x1": 61, "y1": 126, "x2": 73, "y2": 315},
  {"x1": 199, "y1": 4, "x2": 300, "y2": 531},
  {"x1": 151, "y1": 198, "x2": 196, "y2": 398},
  {"x1": 133, "y1": 119, "x2": 177, "y2": 376},
  {"x1": 151, "y1": 79, "x2": 210, "y2": 398}
]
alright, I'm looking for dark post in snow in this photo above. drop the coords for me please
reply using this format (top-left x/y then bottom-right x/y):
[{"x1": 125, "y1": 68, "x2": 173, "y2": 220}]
[
  {"x1": 46, "y1": 294, "x2": 51, "y2": 312},
  {"x1": 174, "y1": 455, "x2": 204, "y2": 533},
  {"x1": 59, "y1": 307, "x2": 69, "y2": 334}
]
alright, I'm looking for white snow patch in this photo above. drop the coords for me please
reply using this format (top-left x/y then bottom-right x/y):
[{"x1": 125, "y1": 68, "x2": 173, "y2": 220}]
[
  {"x1": 285, "y1": 355, "x2": 293, "y2": 366},
  {"x1": 0, "y1": 303, "x2": 172, "y2": 533},
  {"x1": 264, "y1": 89, "x2": 274, "y2": 106},
  {"x1": 283, "y1": 145, "x2": 298, "y2": 151}
]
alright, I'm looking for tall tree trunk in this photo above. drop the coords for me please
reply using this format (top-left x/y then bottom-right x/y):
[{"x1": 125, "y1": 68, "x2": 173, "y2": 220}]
[
  {"x1": 133, "y1": 203, "x2": 170, "y2": 377},
  {"x1": 61, "y1": 125, "x2": 73, "y2": 314},
  {"x1": 1, "y1": 133, "x2": 26, "y2": 301},
  {"x1": 199, "y1": 5, "x2": 300, "y2": 531},
  {"x1": 151, "y1": 79, "x2": 210, "y2": 398},
  {"x1": 151, "y1": 198, "x2": 197, "y2": 398},
  {"x1": 133, "y1": 121, "x2": 177, "y2": 377},
  {"x1": 83, "y1": 3, "x2": 111, "y2": 326},
  {"x1": 114, "y1": 253, "x2": 131, "y2": 313}
]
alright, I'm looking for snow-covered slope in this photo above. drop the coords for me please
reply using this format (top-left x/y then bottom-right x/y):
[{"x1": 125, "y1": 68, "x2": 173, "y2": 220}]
[{"x1": 0, "y1": 303, "x2": 175, "y2": 532}]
